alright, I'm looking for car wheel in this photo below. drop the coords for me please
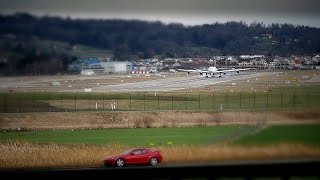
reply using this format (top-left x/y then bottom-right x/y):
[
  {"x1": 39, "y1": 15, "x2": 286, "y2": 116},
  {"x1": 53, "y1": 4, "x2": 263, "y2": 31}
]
[
  {"x1": 149, "y1": 157, "x2": 158, "y2": 166},
  {"x1": 116, "y1": 158, "x2": 125, "y2": 167}
]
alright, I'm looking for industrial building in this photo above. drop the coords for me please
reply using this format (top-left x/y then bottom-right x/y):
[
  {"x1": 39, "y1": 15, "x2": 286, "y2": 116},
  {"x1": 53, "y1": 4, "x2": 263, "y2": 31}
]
[{"x1": 80, "y1": 61, "x2": 133, "y2": 75}]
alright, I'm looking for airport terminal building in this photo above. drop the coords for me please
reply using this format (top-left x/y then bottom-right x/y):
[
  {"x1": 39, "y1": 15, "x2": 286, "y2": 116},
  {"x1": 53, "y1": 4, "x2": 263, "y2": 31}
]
[{"x1": 80, "y1": 61, "x2": 133, "y2": 75}]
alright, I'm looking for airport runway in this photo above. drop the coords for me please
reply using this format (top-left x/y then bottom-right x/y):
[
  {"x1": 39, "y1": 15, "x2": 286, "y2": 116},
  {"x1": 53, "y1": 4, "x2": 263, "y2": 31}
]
[
  {"x1": 93, "y1": 72, "x2": 269, "y2": 92},
  {"x1": 0, "y1": 71, "x2": 282, "y2": 92}
]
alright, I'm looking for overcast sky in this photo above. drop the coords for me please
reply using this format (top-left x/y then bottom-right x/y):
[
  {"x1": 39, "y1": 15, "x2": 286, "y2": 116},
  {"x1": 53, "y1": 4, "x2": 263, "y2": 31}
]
[{"x1": 1, "y1": 0, "x2": 320, "y2": 27}]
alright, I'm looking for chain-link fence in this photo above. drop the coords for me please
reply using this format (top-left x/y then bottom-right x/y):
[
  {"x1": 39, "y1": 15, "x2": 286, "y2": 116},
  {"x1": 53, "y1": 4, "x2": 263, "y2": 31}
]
[{"x1": 0, "y1": 91, "x2": 319, "y2": 113}]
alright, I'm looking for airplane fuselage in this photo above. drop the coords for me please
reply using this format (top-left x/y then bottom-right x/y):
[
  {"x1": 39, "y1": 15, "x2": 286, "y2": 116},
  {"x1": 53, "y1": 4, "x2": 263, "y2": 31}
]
[{"x1": 177, "y1": 66, "x2": 250, "y2": 78}]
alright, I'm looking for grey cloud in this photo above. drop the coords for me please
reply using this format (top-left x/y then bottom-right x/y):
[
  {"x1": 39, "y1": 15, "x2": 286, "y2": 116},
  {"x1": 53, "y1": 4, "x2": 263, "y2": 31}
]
[
  {"x1": 1, "y1": 0, "x2": 319, "y2": 27},
  {"x1": 0, "y1": 0, "x2": 319, "y2": 14}
]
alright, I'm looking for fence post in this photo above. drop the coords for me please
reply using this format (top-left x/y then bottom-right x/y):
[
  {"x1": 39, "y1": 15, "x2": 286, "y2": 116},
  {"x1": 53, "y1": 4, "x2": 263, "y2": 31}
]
[
  {"x1": 103, "y1": 94, "x2": 105, "y2": 111},
  {"x1": 117, "y1": 94, "x2": 119, "y2": 111},
  {"x1": 129, "y1": 93, "x2": 131, "y2": 111},
  {"x1": 199, "y1": 92, "x2": 201, "y2": 110},
  {"x1": 253, "y1": 91, "x2": 256, "y2": 109},
  {"x1": 266, "y1": 92, "x2": 269, "y2": 109},
  {"x1": 212, "y1": 91, "x2": 215, "y2": 110},
  {"x1": 281, "y1": 91, "x2": 283, "y2": 109},
  {"x1": 293, "y1": 91, "x2": 296, "y2": 108},
  {"x1": 4, "y1": 94, "x2": 7, "y2": 113},
  {"x1": 307, "y1": 92, "x2": 310, "y2": 108},
  {"x1": 226, "y1": 92, "x2": 229, "y2": 109},
  {"x1": 74, "y1": 94, "x2": 77, "y2": 111},
  {"x1": 144, "y1": 92, "x2": 146, "y2": 111},
  {"x1": 112, "y1": 110, "x2": 114, "y2": 129},
  {"x1": 89, "y1": 93, "x2": 91, "y2": 111},
  {"x1": 171, "y1": 93, "x2": 173, "y2": 110},
  {"x1": 219, "y1": 103, "x2": 223, "y2": 124},
  {"x1": 18, "y1": 93, "x2": 21, "y2": 113},
  {"x1": 158, "y1": 93, "x2": 160, "y2": 110},
  {"x1": 185, "y1": 92, "x2": 187, "y2": 110},
  {"x1": 47, "y1": 93, "x2": 50, "y2": 112},
  {"x1": 3, "y1": 94, "x2": 7, "y2": 113},
  {"x1": 33, "y1": 93, "x2": 35, "y2": 113},
  {"x1": 60, "y1": 93, "x2": 63, "y2": 112},
  {"x1": 240, "y1": 91, "x2": 242, "y2": 109}
]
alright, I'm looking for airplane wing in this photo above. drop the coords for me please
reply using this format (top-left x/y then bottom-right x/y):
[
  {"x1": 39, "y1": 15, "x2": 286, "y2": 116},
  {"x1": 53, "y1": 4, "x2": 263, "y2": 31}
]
[
  {"x1": 178, "y1": 68, "x2": 250, "y2": 73},
  {"x1": 215, "y1": 68, "x2": 252, "y2": 73},
  {"x1": 176, "y1": 69, "x2": 202, "y2": 73},
  {"x1": 177, "y1": 67, "x2": 252, "y2": 77}
]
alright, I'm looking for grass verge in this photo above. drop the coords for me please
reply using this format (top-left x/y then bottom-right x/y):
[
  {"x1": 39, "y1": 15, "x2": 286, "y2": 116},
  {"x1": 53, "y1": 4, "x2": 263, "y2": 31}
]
[
  {"x1": 1, "y1": 124, "x2": 320, "y2": 169},
  {"x1": 0, "y1": 142, "x2": 319, "y2": 169}
]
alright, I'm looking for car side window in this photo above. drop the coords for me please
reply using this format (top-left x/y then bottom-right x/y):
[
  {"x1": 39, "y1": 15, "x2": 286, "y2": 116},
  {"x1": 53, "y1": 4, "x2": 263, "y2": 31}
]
[
  {"x1": 133, "y1": 150, "x2": 142, "y2": 155},
  {"x1": 141, "y1": 149, "x2": 148, "y2": 154}
]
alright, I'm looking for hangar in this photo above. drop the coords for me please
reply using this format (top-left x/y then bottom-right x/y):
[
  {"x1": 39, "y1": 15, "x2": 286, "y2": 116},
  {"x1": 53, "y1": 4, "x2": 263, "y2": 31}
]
[{"x1": 81, "y1": 61, "x2": 133, "y2": 74}]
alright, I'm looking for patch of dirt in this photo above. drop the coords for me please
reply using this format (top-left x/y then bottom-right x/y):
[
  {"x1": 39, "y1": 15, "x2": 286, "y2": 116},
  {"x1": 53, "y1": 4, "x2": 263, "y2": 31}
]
[{"x1": 1, "y1": 109, "x2": 319, "y2": 131}]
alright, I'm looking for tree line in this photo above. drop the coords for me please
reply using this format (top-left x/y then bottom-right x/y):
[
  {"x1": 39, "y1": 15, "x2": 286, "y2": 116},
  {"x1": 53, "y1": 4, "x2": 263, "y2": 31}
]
[{"x1": 0, "y1": 13, "x2": 319, "y2": 75}]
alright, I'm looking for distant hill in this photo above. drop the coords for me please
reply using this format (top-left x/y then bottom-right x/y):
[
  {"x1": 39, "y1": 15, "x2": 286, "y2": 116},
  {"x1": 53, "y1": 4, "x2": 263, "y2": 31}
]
[
  {"x1": 0, "y1": 35, "x2": 112, "y2": 75},
  {"x1": 0, "y1": 12, "x2": 320, "y2": 75}
]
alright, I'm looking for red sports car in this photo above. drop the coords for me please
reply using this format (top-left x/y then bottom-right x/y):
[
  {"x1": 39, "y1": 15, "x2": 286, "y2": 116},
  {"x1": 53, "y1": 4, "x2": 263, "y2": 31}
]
[{"x1": 103, "y1": 148, "x2": 163, "y2": 167}]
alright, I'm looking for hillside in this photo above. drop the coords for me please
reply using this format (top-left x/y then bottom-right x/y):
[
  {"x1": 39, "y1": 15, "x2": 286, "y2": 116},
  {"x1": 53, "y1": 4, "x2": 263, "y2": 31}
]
[
  {"x1": 0, "y1": 13, "x2": 320, "y2": 75},
  {"x1": 0, "y1": 37, "x2": 111, "y2": 75}
]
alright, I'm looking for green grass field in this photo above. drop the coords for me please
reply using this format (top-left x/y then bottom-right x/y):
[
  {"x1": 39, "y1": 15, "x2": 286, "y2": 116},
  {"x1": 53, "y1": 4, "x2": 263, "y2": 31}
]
[
  {"x1": 1, "y1": 124, "x2": 320, "y2": 147},
  {"x1": 0, "y1": 126, "x2": 254, "y2": 146},
  {"x1": 233, "y1": 124, "x2": 320, "y2": 146}
]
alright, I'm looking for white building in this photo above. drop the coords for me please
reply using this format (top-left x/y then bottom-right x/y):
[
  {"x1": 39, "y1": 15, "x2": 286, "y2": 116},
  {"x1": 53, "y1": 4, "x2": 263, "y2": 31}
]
[
  {"x1": 80, "y1": 69, "x2": 95, "y2": 75},
  {"x1": 81, "y1": 61, "x2": 133, "y2": 74},
  {"x1": 238, "y1": 61, "x2": 253, "y2": 66}
]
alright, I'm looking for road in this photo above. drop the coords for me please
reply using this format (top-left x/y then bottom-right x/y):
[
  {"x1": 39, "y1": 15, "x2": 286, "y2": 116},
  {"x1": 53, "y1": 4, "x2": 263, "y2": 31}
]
[{"x1": 1, "y1": 158, "x2": 319, "y2": 179}]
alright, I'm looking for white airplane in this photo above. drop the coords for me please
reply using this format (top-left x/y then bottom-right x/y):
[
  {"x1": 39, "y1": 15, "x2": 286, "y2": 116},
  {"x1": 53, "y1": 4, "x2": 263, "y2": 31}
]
[
  {"x1": 177, "y1": 66, "x2": 252, "y2": 78},
  {"x1": 169, "y1": 68, "x2": 177, "y2": 73}
]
